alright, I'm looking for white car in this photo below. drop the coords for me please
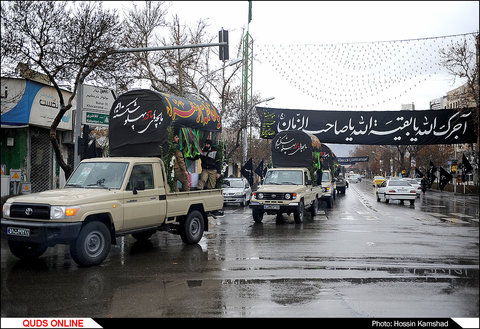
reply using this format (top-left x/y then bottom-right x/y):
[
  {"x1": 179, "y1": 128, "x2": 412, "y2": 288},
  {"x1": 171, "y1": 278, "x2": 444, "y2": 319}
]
[
  {"x1": 402, "y1": 178, "x2": 422, "y2": 198},
  {"x1": 222, "y1": 177, "x2": 252, "y2": 206},
  {"x1": 349, "y1": 174, "x2": 361, "y2": 183},
  {"x1": 376, "y1": 179, "x2": 417, "y2": 205}
]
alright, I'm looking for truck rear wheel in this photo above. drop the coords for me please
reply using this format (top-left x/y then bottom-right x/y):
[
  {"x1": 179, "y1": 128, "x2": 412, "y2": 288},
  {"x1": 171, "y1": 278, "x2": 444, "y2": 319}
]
[
  {"x1": 8, "y1": 241, "x2": 47, "y2": 260},
  {"x1": 70, "y1": 221, "x2": 111, "y2": 267},
  {"x1": 180, "y1": 210, "x2": 204, "y2": 244}
]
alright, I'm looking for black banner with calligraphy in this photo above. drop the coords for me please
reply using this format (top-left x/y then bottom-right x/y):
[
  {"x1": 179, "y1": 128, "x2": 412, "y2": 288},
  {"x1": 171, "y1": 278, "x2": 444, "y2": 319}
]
[
  {"x1": 258, "y1": 107, "x2": 476, "y2": 145},
  {"x1": 337, "y1": 156, "x2": 370, "y2": 164},
  {"x1": 109, "y1": 89, "x2": 221, "y2": 156},
  {"x1": 272, "y1": 130, "x2": 314, "y2": 168}
]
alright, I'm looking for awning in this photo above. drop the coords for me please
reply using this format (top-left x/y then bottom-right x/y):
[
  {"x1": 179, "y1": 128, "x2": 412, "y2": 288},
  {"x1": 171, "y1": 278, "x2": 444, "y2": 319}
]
[
  {"x1": 108, "y1": 89, "x2": 221, "y2": 157},
  {"x1": 1, "y1": 78, "x2": 73, "y2": 130}
]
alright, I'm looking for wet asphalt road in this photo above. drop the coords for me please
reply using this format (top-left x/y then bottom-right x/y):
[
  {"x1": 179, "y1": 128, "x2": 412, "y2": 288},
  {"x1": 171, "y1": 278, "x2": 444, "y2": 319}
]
[{"x1": 1, "y1": 180, "x2": 478, "y2": 318}]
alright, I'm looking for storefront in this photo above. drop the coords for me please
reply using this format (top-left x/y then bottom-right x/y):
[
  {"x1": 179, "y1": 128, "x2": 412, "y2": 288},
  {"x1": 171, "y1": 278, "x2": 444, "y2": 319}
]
[{"x1": 1, "y1": 77, "x2": 74, "y2": 196}]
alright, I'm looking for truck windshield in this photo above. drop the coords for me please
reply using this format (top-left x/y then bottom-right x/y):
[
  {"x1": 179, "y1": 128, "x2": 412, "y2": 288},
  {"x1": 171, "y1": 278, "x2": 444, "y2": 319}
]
[
  {"x1": 264, "y1": 170, "x2": 303, "y2": 185},
  {"x1": 321, "y1": 172, "x2": 331, "y2": 183},
  {"x1": 65, "y1": 162, "x2": 129, "y2": 189}
]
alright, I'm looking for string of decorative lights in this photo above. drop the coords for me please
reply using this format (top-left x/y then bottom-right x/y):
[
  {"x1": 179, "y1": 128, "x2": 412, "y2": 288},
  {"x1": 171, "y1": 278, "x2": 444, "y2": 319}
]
[{"x1": 256, "y1": 32, "x2": 477, "y2": 109}]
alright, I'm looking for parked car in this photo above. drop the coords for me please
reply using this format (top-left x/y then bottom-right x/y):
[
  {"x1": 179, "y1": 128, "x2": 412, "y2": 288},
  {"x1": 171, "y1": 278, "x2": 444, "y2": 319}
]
[
  {"x1": 349, "y1": 175, "x2": 361, "y2": 183},
  {"x1": 376, "y1": 179, "x2": 417, "y2": 205},
  {"x1": 373, "y1": 176, "x2": 386, "y2": 186},
  {"x1": 402, "y1": 178, "x2": 422, "y2": 198},
  {"x1": 222, "y1": 177, "x2": 252, "y2": 206}
]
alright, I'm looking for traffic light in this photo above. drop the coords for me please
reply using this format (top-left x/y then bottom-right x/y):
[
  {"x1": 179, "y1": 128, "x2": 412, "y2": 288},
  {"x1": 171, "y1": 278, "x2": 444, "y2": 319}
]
[{"x1": 219, "y1": 29, "x2": 229, "y2": 61}]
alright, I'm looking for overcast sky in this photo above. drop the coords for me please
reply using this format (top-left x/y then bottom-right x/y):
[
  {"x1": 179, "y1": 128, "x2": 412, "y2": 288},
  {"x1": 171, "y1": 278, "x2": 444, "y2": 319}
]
[
  {"x1": 111, "y1": 1, "x2": 479, "y2": 155},
  {"x1": 161, "y1": 1, "x2": 479, "y2": 110}
]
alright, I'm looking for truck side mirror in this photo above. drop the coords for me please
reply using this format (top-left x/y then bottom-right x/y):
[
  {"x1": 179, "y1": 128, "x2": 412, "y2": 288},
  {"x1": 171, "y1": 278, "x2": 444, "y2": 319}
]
[
  {"x1": 306, "y1": 179, "x2": 312, "y2": 185},
  {"x1": 133, "y1": 180, "x2": 145, "y2": 194}
]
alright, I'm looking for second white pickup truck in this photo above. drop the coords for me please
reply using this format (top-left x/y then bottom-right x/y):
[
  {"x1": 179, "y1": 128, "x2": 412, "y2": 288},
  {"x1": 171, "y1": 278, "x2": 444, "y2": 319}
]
[{"x1": 249, "y1": 167, "x2": 323, "y2": 223}]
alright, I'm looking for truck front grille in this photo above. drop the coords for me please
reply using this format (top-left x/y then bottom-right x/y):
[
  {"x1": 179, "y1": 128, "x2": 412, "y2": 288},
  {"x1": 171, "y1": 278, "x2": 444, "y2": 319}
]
[
  {"x1": 10, "y1": 204, "x2": 51, "y2": 220},
  {"x1": 261, "y1": 193, "x2": 286, "y2": 200}
]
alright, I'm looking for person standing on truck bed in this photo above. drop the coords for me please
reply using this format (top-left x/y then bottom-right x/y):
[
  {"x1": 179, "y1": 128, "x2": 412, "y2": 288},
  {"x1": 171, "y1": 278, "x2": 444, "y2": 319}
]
[
  {"x1": 173, "y1": 133, "x2": 190, "y2": 192},
  {"x1": 194, "y1": 139, "x2": 221, "y2": 190}
]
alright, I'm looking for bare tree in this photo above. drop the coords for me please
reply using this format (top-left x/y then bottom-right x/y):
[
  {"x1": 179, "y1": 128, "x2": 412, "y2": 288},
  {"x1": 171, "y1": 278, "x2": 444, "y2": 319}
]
[
  {"x1": 439, "y1": 33, "x2": 479, "y2": 183},
  {"x1": 124, "y1": 2, "x2": 216, "y2": 98},
  {"x1": 440, "y1": 34, "x2": 479, "y2": 108},
  {"x1": 123, "y1": 1, "x2": 247, "y2": 163},
  {"x1": 1, "y1": 1, "x2": 127, "y2": 178}
]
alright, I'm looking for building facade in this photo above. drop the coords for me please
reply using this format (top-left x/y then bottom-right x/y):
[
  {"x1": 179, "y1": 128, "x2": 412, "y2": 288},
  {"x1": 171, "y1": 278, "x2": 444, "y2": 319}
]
[{"x1": 1, "y1": 77, "x2": 74, "y2": 196}]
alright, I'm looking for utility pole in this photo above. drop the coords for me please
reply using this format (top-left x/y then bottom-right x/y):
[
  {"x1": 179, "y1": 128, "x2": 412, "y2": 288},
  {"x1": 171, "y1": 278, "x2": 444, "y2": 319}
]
[
  {"x1": 242, "y1": 1, "x2": 254, "y2": 163},
  {"x1": 476, "y1": 33, "x2": 479, "y2": 187}
]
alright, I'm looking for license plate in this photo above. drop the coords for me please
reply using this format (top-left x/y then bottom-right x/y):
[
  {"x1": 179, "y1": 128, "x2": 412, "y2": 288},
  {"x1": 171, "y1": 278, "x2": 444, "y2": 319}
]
[
  {"x1": 7, "y1": 227, "x2": 30, "y2": 237},
  {"x1": 264, "y1": 205, "x2": 280, "y2": 210}
]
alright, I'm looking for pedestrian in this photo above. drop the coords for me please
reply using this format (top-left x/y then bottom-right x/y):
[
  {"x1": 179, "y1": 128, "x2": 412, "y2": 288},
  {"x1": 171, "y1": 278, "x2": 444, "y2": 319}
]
[
  {"x1": 421, "y1": 177, "x2": 427, "y2": 195},
  {"x1": 195, "y1": 139, "x2": 221, "y2": 190},
  {"x1": 173, "y1": 133, "x2": 190, "y2": 192}
]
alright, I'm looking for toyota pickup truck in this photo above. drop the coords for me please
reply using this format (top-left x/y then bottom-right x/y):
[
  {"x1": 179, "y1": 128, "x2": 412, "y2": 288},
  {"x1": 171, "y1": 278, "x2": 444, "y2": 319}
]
[
  {"x1": 1, "y1": 157, "x2": 223, "y2": 266},
  {"x1": 249, "y1": 167, "x2": 323, "y2": 223},
  {"x1": 319, "y1": 169, "x2": 336, "y2": 208}
]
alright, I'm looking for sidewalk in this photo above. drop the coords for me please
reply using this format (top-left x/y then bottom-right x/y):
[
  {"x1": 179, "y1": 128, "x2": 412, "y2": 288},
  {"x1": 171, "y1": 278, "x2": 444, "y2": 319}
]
[{"x1": 428, "y1": 182, "x2": 479, "y2": 196}]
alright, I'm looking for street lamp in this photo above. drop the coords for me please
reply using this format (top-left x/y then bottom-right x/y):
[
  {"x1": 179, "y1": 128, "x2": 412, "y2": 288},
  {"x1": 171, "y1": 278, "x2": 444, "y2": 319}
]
[{"x1": 196, "y1": 58, "x2": 242, "y2": 98}]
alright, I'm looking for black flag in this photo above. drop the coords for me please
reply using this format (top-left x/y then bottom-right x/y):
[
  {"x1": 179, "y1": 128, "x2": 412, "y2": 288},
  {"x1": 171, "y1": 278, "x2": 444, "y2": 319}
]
[
  {"x1": 439, "y1": 167, "x2": 452, "y2": 191},
  {"x1": 241, "y1": 158, "x2": 253, "y2": 186},
  {"x1": 462, "y1": 154, "x2": 473, "y2": 174},
  {"x1": 415, "y1": 168, "x2": 424, "y2": 178},
  {"x1": 427, "y1": 161, "x2": 437, "y2": 187},
  {"x1": 254, "y1": 160, "x2": 264, "y2": 178}
]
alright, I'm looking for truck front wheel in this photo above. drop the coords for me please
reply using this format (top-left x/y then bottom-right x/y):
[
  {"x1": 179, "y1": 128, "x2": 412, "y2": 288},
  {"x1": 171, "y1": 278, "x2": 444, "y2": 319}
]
[
  {"x1": 310, "y1": 198, "x2": 318, "y2": 217},
  {"x1": 326, "y1": 196, "x2": 333, "y2": 208},
  {"x1": 252, "y1": 209, "x2": 264, "y2": 223},
  {"x1": 294, "y1": 200, "x2": 304, "y2": 223},
  {"x1": 180, "y1": 210, "x2": 204, "y2": 244},
  {"x1": 8, "y1": 241, "x2": 47, "y2": 260},
  {"x1": 70, "y1": 221, "x2": 111, "y2": 267}
]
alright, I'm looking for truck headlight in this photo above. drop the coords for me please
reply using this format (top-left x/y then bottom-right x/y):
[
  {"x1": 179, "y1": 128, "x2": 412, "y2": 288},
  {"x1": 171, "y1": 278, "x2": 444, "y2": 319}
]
[
  {"x1": 284, "y1": 193, "x2": 291, "y2": 200},
  {"x1": 2, "y1": 202, "x2": 11, "y2": 217},
  {"x1": 257, "y1": 193, "x2": 264, "y2": 199},
  {"x1": 50, "y1": 206, "x2": 80, "y2": 219}
]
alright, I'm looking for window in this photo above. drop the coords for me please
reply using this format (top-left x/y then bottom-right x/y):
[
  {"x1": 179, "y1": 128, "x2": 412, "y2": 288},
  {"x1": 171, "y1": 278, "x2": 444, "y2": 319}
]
[
  {"x1": 321, "y1": 171, "x2": 330, "y2": 182},
  {"x1": 264, "y1": 170, "x2": 303, "y2": 185},
  {"x1": 127, "y1": 164, "x2": 154, "y2": 190}
]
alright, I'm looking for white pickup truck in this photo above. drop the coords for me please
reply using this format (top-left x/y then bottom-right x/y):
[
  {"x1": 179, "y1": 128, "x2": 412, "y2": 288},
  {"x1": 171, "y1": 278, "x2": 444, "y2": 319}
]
[
  {"x1": 1, "y1": 157, "x2": 223, "y2": 266},
  {"x1": 319, "y1": 169, "x2": 336, "y2": 208},
  {"x1": 249, "y1": 167, "x2": 323, "y2": 223}
]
